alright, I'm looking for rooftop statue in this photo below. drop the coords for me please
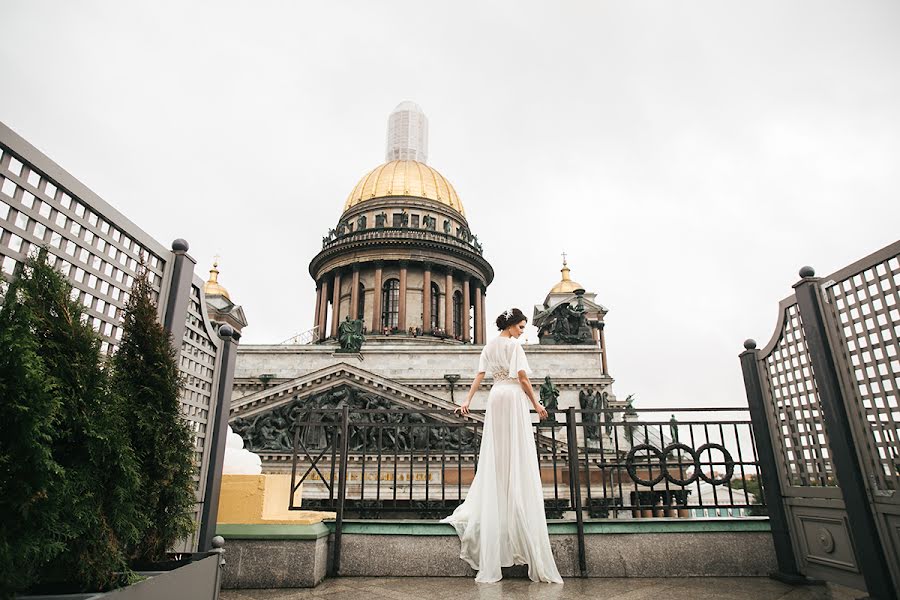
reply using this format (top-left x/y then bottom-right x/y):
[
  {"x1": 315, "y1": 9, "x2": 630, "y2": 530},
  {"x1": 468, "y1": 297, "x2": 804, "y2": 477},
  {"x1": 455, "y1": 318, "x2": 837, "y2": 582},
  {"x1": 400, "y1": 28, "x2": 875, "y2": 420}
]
[
  {"x1": 538, "y1": 300, "x2": 596, "y2": 345},
  {"x1": 539, "y1": 375, "x2": 560, "y2": 423},
  {"x1": 337, "y1": 315, "x2": 365, "y2": 353}
]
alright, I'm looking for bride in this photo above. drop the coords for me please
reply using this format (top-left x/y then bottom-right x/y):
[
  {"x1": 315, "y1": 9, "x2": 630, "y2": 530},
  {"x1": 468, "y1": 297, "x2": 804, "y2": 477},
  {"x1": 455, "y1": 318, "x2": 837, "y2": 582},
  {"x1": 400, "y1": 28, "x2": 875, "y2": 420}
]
[{"x1": 442, "y1": 308, "x2": 563, "y2": 584}]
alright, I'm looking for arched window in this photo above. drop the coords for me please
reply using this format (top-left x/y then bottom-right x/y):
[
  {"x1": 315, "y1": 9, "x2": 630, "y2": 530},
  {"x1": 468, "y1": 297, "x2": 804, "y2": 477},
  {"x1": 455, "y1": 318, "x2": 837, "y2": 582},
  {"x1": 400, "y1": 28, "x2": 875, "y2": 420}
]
[
  {"x1": 382, "y1": 278, "x2": 400, "y2": 329},
  {"x1": 452, "y1": 290, "x2": 463, "y2": 338},
  {"x1": 357, "y1": 282, "x2": 366, "y2": 322},
  {"x1": 430, "y1": 282, "x2": 440, "y2": 330}
]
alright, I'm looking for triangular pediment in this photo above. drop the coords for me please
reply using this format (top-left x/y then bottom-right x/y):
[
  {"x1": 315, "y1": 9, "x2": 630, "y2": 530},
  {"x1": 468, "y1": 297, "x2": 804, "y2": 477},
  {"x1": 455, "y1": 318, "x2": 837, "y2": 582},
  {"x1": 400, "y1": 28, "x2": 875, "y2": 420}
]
[
  {"x1": 230, "y1": 362, "x2": 474, "y2": 423},
  {"x1": 229, "y1": 362, "x2": 565, "y2": 455}
]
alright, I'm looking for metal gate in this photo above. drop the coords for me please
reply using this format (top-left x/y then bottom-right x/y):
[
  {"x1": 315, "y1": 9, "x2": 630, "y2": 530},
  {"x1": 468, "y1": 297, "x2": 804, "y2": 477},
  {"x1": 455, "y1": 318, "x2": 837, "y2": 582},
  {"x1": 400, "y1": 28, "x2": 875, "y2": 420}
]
[{"x1": 741, "y1": 240, "x2": 900, "y2": 598}]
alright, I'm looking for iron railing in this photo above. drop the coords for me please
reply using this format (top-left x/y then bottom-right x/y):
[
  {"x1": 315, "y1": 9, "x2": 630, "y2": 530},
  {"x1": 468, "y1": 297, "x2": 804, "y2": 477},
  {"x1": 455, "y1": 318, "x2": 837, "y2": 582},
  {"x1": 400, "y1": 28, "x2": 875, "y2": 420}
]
[
  {"x1": 288, "y1": 406, "x2": 761, "y2": 518},
  {"x1": 286, "y1": 405, "x2": 762, "y2": 576}
]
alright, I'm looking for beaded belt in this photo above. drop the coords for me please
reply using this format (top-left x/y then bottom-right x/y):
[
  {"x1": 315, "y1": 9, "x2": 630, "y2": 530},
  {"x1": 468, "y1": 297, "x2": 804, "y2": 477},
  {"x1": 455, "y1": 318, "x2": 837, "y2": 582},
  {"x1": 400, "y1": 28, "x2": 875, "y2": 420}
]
[{"x1": 492, "y1": 370, "x2": 515, "y2": 382}]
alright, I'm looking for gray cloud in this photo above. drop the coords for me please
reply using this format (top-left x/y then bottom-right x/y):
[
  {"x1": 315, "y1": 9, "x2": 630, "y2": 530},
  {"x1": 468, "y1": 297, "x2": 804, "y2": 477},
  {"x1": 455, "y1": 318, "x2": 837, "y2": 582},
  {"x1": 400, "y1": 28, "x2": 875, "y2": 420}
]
[{"x1": 2, "y1": 0, "x2": 898, "y2": 408}]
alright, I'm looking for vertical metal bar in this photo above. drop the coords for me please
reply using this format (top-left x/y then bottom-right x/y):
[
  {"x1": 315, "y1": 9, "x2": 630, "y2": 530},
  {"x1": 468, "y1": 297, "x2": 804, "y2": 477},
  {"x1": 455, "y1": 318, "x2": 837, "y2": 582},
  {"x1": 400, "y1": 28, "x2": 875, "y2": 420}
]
[
  {"x1": 289, "y1": 422, "x2": 301, "y2": 510},
  {"x1": 719, "y1": 422, "x2": 735, "y2": 507},
  {"x1": 598, "y1": 410, "x2": 606, "y2": 516},
  {"x1": 732, "y1": 422, "x2": 751, "y2": 511},
  {"x1": 393, "y1": 423, "x2": 399, "y2": 507},
  {"x1": 582, "y1": 413, "x2": 594, "y2": 516},
  {"x1": 740, "y1": 340, "x2": 805, "y2": 581},
  {"x1": 329, "y1": 418, "x2": 337, "y2": 505},
  {"x1": 360, "y1": 422, "x2": 367, "y2": 502},
  {"x1": 441, "y1": 425, "x2": 446, "y2": 506},
  {"x1": 703, "y1": 423, "x2": 718, "y2": 508},
  {"x1": 425, "y1": 425, "x2": 431, "y2": 506},
  {"x1": 331, "y1": 405, "x2": 350, "y2": 577},
  {"x1": 612, "y1": 420, "x2": 625, "y2": 518},
  {"x1": 551, "y1": 420, "x2": 559, "y2": 504},
  {"x1": 566, "y1": 407, "x2": 587, "y2": 577},
  {"x1": 795, "y1": 277, "x2": 897, "y2": 598},
  {"x1": 376, "y1": 427, "x2": 383, "y2": 502},
  {"x1": 689, "y1": 423, "x2": 702, "y2": 513},
  {"x1": 197, "y1": 325, "x2": 238, "y2": 552},
  {"x1": 457, "y1": 424, "x2": 463, "y2": 502},
  {"x1": 409, "y1": 420, "x2": 414, "y2": 504}
]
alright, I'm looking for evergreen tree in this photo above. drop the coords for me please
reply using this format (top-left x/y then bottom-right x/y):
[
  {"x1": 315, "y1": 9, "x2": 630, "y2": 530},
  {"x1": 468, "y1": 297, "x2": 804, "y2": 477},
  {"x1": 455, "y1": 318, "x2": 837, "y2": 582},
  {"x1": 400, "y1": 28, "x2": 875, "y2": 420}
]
[
  {"x1": 0, "y1": 270, "x2": 64, "y2": 596},
  {"x1": 112, "y1": 269, "x2": 195, "y2": 561},
  {"x1": 0, "y1": 251, "x2": 141, "y2": 593}
]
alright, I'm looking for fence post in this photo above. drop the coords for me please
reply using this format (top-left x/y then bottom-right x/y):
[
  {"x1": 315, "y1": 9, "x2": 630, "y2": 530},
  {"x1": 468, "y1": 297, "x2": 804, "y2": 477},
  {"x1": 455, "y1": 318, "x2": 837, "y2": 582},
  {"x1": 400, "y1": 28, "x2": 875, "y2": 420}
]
[
  {"x1": 198, "y1": 325, "x2": 241, "y2": 552},
  {"x1": 794, "y1": 268, "x2": 897, "y2": 600},
  {"x1": 566, "y1": 407, "x2": 587, "y2": 577},
  {"x1": 162, "y1": 238, "x2": 194, "y2": 342},
  {"x1": 739, "y1": 339, "x2": 808, "y2": 583},
  {"x1": 331, "y1": 404, "x2": 350, "y2": 577}
]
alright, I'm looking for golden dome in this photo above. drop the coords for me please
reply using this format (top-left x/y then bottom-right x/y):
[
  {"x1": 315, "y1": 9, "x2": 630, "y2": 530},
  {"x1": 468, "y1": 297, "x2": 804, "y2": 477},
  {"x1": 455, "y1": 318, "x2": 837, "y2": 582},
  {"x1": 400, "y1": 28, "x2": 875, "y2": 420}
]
[
  {"x1": 343, "y1": 160, "x2": 465, "y2": 216},
  {"x1": 203, "y1": 260, "x2": 230, "y2": 300},
  {"x1": 549, "y1": 258, "x2": 584, "y2": 294}
]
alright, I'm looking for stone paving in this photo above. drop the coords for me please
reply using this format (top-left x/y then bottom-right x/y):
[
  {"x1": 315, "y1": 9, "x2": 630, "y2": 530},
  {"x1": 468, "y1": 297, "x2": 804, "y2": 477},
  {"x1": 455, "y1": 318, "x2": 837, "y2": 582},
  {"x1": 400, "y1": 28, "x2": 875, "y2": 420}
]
[{"x1": 221, "y1": 577, "x2": 864, "y2": 600}]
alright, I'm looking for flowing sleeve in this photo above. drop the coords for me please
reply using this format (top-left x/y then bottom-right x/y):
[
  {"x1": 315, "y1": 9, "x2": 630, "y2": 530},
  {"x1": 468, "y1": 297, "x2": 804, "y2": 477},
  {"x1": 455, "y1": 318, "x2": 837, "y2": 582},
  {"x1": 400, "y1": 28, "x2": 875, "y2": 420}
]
[
  {"x1": 508, "y1": 343, "x2": 532, "y2": 376},
  {"x1": 477, "y1": 346, "x2": 488, "y2": 375}
]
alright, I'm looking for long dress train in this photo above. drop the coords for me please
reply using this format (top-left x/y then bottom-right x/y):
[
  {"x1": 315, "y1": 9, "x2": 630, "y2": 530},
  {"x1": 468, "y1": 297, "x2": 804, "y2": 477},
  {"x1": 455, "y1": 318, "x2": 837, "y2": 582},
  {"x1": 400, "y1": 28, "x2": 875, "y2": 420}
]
[{"x1": 441, "y1": 337, "x2": 563, "y2": 584}]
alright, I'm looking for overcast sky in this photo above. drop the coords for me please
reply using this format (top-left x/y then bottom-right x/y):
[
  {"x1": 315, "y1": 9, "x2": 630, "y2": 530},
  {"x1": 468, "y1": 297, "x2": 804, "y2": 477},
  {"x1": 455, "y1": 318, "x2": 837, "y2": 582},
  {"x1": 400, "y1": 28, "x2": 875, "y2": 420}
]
[{"x1": 2, "y1": 1, "x2": 898, "y2": 409}]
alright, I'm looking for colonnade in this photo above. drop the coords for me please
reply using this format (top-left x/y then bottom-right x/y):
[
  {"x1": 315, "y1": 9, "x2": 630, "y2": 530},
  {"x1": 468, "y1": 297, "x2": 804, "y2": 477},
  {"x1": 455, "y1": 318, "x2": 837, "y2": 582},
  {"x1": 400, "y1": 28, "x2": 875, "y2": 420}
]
[{"x1": 313, "y1": 261, "x2": 487, "y2": 344}]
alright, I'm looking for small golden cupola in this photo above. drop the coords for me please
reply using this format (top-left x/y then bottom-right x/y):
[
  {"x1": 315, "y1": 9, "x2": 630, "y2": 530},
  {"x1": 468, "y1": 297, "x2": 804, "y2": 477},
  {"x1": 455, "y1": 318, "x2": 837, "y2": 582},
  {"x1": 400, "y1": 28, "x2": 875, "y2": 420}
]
[
  {"x1": 204, "y1": 259, "x2": 231, "y2": 300},
  {"x1": 548, "y1": 256, "x2": 584, "y2": 295}
]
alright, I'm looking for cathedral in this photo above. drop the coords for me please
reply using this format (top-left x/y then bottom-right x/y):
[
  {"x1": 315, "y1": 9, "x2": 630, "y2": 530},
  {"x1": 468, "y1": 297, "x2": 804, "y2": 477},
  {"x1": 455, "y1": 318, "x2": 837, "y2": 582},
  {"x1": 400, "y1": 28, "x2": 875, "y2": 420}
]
[{"x1": 226, "y1": 103, "x2": 620, "y2": 484}]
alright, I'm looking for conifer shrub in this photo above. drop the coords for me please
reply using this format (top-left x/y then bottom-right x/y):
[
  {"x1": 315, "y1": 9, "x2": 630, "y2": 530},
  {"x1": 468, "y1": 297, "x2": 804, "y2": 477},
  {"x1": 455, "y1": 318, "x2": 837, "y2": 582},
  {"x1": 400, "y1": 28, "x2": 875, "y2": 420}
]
[
  {"x1": 0, "y1": 266, "x2": 64, "y2": 597},
  {"x1": 112, "y1": 269, "x2": 196, "y2": 562},
  {"x1": 0, "y1": 251, "x2": 142, "y2": 594}
]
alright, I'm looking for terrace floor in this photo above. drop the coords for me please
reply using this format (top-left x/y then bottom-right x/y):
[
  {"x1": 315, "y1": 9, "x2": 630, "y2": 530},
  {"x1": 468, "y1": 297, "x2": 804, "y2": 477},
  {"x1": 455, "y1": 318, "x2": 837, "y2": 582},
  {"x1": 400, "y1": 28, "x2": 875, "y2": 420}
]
[{"x1": 221, "y1": 576, "x2": 863, "y2": 600}]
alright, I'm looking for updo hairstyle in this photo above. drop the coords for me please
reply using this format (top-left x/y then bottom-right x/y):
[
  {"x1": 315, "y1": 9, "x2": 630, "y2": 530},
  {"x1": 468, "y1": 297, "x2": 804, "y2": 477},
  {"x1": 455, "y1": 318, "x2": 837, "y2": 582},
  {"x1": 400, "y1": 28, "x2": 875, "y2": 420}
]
[{"x1": 496, "y1": 307, "x2": 527, "y2": 331}]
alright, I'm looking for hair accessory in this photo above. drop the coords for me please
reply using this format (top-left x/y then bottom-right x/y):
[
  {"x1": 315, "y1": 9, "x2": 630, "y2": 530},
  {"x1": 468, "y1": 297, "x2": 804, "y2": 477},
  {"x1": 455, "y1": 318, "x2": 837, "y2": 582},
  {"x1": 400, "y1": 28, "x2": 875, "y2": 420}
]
[{"x1": 502, "y1": 308, "x2": 514, "y2": 319}]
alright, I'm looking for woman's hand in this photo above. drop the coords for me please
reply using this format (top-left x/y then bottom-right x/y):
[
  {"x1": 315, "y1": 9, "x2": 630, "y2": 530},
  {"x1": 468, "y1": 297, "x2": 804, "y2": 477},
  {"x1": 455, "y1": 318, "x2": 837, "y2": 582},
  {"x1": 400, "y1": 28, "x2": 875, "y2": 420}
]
[
  {"x1": 534, "y1": 404, "x2": 548, "y2": 420},
  {"x1": 454, "y1": 400, "x2": 471, "y2": 416}
]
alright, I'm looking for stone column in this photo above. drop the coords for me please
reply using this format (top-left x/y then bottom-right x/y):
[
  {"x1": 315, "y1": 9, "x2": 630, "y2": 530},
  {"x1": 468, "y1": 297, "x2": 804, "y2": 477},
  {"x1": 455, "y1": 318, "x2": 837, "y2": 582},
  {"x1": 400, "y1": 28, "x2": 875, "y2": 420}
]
[
  {"x1": 422, "y1": 263, "x2": 432, "y2": 333},
  {"x1": 480, "y1": 287, "x2": 487, "y2": 343},
  {"x1": 462, "y1": 276, "x2": 471, "y2": 343},
  {"x1": 398, "y1": 261, "x2": 408, "y2": 332},
  {"x1": 474, "y1": 282, "x2": 484, "y2": 344},
  {"x1": 600, "y1": 325, "x2": 609, "y2": 375},
  {"x1": 330, "y1": 271, "x2": 342, "y2": 339},
  {"x1": 350, "y1": 265, "x2": 360, "y2": 321},
  {"x1": 317, "y1": 278, "x2": 329, "y2": 341},
  {"x1": 444, "y1": 269, "x2": 454, "y2": 337},
  {"x1": 372, "y1": 261, "x2": 384, "y2": 332},
  {"x1": 314, "y1": 281, "x2": 323, "y2": 340}
]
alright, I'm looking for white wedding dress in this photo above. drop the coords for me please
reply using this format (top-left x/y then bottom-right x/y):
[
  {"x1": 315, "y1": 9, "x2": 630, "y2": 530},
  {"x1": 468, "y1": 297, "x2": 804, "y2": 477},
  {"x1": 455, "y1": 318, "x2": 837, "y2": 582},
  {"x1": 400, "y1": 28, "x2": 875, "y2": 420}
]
[{"x1": 441, "y1": 336, "x2": 563, "y2": 583}]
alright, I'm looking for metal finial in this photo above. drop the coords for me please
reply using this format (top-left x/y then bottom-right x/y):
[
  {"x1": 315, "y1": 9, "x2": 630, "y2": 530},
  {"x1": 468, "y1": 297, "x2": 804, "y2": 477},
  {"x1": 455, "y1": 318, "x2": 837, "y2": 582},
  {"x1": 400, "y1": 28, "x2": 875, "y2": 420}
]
[
  {"x1": 743, "y1": 339, "x2": 757, "y2": 350},
  {"x1": 799, "y1": 266, "x2": 815, "y2": 278}
]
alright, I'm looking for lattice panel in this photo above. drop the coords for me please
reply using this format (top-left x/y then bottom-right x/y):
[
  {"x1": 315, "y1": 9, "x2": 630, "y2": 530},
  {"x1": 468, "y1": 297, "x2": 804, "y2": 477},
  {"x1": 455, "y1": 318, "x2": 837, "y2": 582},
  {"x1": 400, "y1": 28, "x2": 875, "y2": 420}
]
[
  {"x1": 825, "y1": 255, "x2": 900, "y2": 492},
  {"x1": 763, "y1": 303, "x2": 837, "y2": 487},
  {"x1": 179, "y1": 284, "x2": 219, "y2": 493},
  {"x1": 0, "y1": 145, "x2": 166, "y2": 355}
]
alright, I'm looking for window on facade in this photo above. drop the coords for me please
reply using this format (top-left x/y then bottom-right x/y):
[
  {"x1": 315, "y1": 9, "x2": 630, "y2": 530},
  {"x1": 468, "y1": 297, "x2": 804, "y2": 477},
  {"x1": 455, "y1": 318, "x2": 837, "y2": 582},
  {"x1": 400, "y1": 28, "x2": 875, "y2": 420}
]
[
  {"x1": 392, "y1": 213, "x2": 403, "y2": 227},
  {"x1": 357, "y1": 282, "x2": 366, "y2": 322},
  {"x1": 382, "y1": 278, "x2": 400, "y2": 329},
  {"x1": 453, "y1": 291, "x2": 463, "y2": 338},
  {"x1": 411, "y1": 214, "x2": 420, "y2": 228},
  {"x1": 431, "y1": 282, "x2": 440, "y2": 330}
]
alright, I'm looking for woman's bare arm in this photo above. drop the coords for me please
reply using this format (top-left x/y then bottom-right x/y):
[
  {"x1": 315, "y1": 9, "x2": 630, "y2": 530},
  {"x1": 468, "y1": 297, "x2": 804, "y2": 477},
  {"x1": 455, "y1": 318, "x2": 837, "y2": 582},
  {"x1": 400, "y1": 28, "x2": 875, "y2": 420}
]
[
  {"x1": 518, "y1": 371, "x2": 548, "y2": 420},
  {"x1": 454, "y1": 372, "x2": 485, "y2": 416}
]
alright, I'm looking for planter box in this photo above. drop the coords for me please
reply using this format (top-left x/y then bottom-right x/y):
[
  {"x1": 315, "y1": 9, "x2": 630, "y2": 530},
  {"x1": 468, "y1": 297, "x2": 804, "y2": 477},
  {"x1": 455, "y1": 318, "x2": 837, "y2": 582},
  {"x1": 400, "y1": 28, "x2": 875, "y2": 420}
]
[{"x1": 19, "y1": 552, "x2": 222, "y2": 600}]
